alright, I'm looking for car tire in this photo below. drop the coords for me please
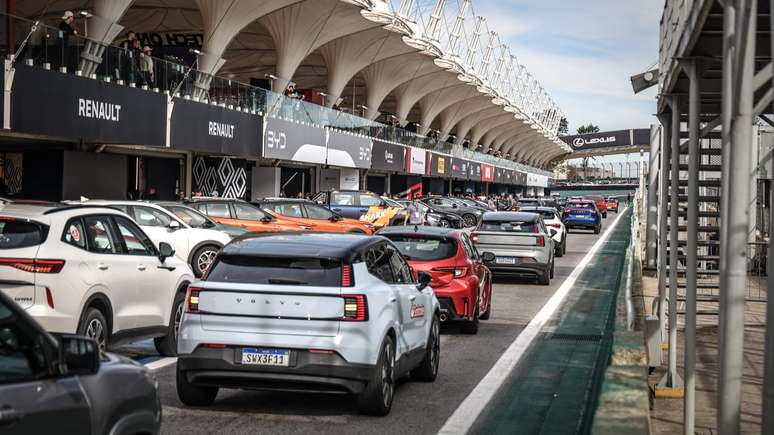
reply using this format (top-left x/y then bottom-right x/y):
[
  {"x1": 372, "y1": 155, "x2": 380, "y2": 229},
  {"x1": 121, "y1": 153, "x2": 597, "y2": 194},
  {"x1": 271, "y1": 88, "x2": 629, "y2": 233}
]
[
  {"x1": 594, "y1": 225, "x2": 601, "y2": 235},
  {"x1": 479, "y1": 291, "x2": 492, "y2": 320},
  {"x1": 602, "y1": 212, "x2": 607, "y2": 218},
  {"x1": 538, "y1": 266, "x2": 550, "y2": 285},
  {"x1": 462, "y1": 214, "x2": 478, "y2": 227},
  {"x1": 358, "y1": 335, "x2": 396, "y2": 416},
  {"x1": 562, "y1": 239, "x2": 567, "y2": 256},
  {"x1": 461, "y1": 302, "x2": 480, "y2": 335},
  {"x1": 550, "y1": 259, "x2": 555, "y2": 279},
  {"x1": 411, "y1": 314, "x2": 440, "y2": 382},
  {"x1": 191, "y1": 244, "x2": 219, "y2": 278},
  {"x1": 154, "y1": 291, "x2": 185, "y2": 357},
  {"x1": 556, "y1": 239, "x2": 564, "y2": 257},
  {"x1": 77, "y1": 307, "x2": 109, "y2": 351},
  {"x1": 176, "y1": 364, "x2": 218, "y2": 406}
]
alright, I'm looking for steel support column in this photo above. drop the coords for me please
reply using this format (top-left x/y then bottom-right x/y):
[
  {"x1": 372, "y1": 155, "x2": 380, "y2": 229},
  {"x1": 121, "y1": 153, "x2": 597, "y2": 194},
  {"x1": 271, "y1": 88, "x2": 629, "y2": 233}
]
[
  {"x1": 682, "y1": 58, "x2": 701, "y2": 434},
  {"x1": 657, "y1": 94, "x2": 684, "y2": 394},
  {"x1": 718, "y1": 1, "x2": 756, "y2": 433},
  {"x1": 656, "y1": 112, "x2": 672, "y2": 343},
  {"x1": 646, "y1": 124, "x2": 660, "y2": 269},
  {"x1": 763, "y1": 1, "x2": 774, "y2": 430}
]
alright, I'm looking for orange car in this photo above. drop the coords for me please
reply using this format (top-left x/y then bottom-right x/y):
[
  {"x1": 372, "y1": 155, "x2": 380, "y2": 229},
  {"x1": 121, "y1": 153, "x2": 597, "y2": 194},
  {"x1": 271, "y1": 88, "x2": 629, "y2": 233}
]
[
  {"x1": 184, "y1": 198, "x2": 309, "y2": 232},
  {"x1": 257, "y1": 199, "x2": 375, "y2": 234},
  {"x1": 585, "y1": 195, "x2": 609, "y2": 218}
]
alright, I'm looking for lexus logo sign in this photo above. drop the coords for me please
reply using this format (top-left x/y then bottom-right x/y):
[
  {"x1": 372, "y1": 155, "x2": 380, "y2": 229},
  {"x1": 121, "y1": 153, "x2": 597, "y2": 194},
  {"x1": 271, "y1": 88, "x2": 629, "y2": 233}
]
[{"x1": 573, "y1": 136, "x2": 616, "y2": 147}]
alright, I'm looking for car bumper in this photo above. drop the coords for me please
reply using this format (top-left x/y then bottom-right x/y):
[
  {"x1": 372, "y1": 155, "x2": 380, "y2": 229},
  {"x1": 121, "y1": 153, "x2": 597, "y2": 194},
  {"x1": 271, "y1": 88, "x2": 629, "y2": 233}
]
[
  {"x1": 178, "y1": 346, "x2": 374, "y2": 394},
  {"x1": 483, "y1": 261, "x2": 548, "y2": 277},
  {"x1": 432, "y1": 278, "x2": 478, "y2": 321},
  {"x1": 563, "y1": 220, "x2": 599, "y2": 229}
]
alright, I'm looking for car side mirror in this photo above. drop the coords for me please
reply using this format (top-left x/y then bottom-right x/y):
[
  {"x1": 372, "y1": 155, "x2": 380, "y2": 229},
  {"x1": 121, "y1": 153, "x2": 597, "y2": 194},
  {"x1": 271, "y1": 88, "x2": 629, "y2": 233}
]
[
  {"x1": 260, "y1": 215, "x2": 273, "y2": 223},
  {"x1": 158, "y1": 242, "x2": 175, "y2": 263},
  {"x1": 59, "y1": 335, "x2": 99, "y2": 375},
  {"x1": 452, "y1": 204, "x2": 458, "y2": 208},
  {"x1": 168, "y1": 220, "x2": 181, "y2": 230},
  {"x1": 417, "y1": 271, "x2": 432, "y2": 290},
  {"x1": 481, "y1": 251, "x2": 496, "y2": 263}
]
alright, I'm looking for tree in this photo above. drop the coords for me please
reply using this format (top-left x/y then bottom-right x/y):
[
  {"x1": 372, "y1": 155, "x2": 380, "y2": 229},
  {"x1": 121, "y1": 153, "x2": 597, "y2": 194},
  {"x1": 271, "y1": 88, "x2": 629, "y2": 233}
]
[
  {"x1": 558, "y1": 117, "x2": 569, "y2": 135},
  {"x1": 576, "y1": 123, "x2": 600, "y2": 134}
]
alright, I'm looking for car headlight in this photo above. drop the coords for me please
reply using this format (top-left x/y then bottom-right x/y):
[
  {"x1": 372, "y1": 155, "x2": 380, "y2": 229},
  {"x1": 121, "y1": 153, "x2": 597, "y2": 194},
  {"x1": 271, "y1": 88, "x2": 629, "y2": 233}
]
[{"x1": 425, "y1": 213, "x2": 442, "y2": 224}]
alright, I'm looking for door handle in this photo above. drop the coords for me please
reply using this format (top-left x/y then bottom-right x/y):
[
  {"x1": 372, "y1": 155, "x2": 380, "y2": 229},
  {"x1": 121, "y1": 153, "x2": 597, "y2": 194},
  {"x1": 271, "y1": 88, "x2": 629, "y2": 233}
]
[
  {"x1": 389, "y1": 297, "x2": 397, "y2": 303},
  {"x1": 409, "y1": 295, "x2": 416, "y2": 301},
  {"x1": 137, "y1": 264, "x2": 147, "y2": 271},
  {"x1": 97, "y1": 263, "x2": 109, "y2": 270},
  {"x1": 0, "y1": 407, "x2": 25, "y2": 424},
  {"x1": 332, "y1": 208, "x2": 342, "y2": 212}
]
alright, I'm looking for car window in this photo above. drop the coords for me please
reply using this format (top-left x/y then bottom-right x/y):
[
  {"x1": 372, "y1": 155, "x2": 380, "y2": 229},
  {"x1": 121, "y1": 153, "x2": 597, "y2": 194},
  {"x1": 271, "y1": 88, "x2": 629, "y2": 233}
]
[
  {"x1": 109, "y1": 204, "x2": 129, "y2": 213},
  {"x1": 233, "y1": 203, "x2": 267, "y2": 220},
  {"x1": 365, "y1": 244, "x2": 395, "y2": 283},
  {"x1": 304, "y1": 204, "x2": 334, "y2": 220},
  {"x1": 62, "y1": 218, "x2": 86, "y2": 249},
  {"x1": 133, "y1": 206, "x2": 172, "y2": 227},
  {"x1": 359, "y1": 194, "x2": 382, "y2": 207},
  {"x1": 166, "y1": 206, "x2": 212, "y2": 228},
  {"x1": 388, "y1": 246, "x2": 413, "y2": 284},
  {"x1": 207, "y1": 255, "x2": 342, "y2": 286},
  {"x1": 480, "y1": 220, "x2": 538, "y2": 233},
  {"x1": 331, "y1": 192, "x2": 355, "y2": 206},
  {"x1": 0, "y1": 300, "x2": 52, "y2": 384},
  {"x1": 386, "y1": 235, "x2": 457, "y2": 261},
  {"x1": 83, "y1": 215, "x2": 117, "y2": 254},
  {"x1": 112, "y1": 216, "x2": 155, "y2": 255},
  {"x1": 275, "y1": 203, "x2": 304, "y2": 218},
  {"x1": 205, "y1": 203, "x2": 231, "y2": 218},
  {"x1": 0, "y1": 219, "x2": 48, "y2": 249},
  {"x1": 460, "y1": 234, "x2": 478, "y2": 260}
]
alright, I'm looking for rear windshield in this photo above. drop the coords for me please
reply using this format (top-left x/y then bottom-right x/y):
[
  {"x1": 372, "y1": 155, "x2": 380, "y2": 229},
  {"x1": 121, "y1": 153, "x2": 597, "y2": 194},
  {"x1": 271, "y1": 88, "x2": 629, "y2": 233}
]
[
  {"x1": 385, "y1": 235, "x2": 457, "y2": 261},
  {"x1": 206, "y1": 255, "x2": 342, "y2": 287},
  {"x1": 0, "y1": 220, "x2": 48, "y2": 249},
  {"x1": 480, "y1": 221, "x2": 537, "y2": 233},
  {"x1": 568, "y1": 202, "x2": 595, "y2": 209},
  {"x1": 521, "y1": 209, "x2": 555, "y2": 219}
]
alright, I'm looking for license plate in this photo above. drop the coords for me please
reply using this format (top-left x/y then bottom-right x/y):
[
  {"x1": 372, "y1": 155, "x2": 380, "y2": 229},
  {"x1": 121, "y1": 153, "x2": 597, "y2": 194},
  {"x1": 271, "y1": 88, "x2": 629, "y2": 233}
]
[
  {"x1": 496, "y1": 257, "x2": 517, "y2": 265},
  {"x1": 241, "y1": 348, "x2": 290, "y2": 366},
  {"x1": 574, "y1": 214, "x2": 587, "y2": 219}
]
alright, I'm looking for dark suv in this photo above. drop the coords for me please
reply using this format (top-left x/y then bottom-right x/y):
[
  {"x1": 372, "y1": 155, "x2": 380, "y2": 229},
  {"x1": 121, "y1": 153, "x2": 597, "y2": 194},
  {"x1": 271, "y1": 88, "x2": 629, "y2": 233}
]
[{"x1": 0, "y1": 291, "x2": 161, "y2": 435}]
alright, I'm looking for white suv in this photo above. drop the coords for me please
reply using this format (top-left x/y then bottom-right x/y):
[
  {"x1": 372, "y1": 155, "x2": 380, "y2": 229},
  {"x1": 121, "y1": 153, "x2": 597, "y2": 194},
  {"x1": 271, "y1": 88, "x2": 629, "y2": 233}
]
[
  {"x1": 0, "y1": 203, "x2": 194, "y2": 355},
  {"x1": 71, "y1": 201, "x2": 232, "y2": 277},
  {"x1": 518, "y1": 206, "x2": 567, "y2": 257},
  {"x1": 176, "y1": 233, "x2": 440, "y2": 415}
]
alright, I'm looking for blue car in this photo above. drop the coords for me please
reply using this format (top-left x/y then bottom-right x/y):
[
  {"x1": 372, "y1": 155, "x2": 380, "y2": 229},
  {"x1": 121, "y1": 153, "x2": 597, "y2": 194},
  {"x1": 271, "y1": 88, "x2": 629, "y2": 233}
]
[
  {"x1": 312, "y1": 190, "x2": 387, "y2": 219},
  {"x1": 562, "y1": 200, "x2": 602, "y2": 234}
]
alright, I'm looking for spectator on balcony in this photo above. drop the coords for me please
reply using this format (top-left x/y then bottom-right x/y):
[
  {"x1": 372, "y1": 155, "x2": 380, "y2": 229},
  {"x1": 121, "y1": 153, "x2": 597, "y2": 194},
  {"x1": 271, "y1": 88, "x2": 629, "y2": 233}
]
[
  {"x1": 121, "y1": 31, "x2": 137, "y2": 50},
  {"x1": 57, "y1": 11, "x2": 77, "y2": 71},
  {"x1": 139, "y1": 46, "x2": 155, "y2": 88}
]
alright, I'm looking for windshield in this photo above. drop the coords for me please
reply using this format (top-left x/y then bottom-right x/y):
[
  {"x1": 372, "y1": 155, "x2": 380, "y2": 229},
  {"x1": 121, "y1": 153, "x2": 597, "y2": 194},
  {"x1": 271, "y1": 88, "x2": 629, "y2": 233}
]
[
  {"x1": 458, "y1": 199, "x2": 479, "y2": 207},
  {"x1": 386, "y1": 235, "x2": 457, "y2": 261},
  {"x1": 163, "y1": 205, "x2": 215, "y2": 228},
  {"x1": 207, "y1": 255, "x2": 342, "y2": 286},
  {"x1": 480, "y1": 220, "x2": 538, "y2": 233},
  {"x1": 520, "y1": 209, "x2": 556, "y2": 219},
  {"x1": 568, "y1": 202, "x2": 595, "y2": 209}
]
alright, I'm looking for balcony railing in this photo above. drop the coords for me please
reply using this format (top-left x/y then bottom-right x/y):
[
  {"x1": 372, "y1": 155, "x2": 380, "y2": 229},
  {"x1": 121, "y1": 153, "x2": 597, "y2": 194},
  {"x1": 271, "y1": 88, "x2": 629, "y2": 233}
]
[{"x1": 0, "y1": 12, "x2": 553, "y2": 178}]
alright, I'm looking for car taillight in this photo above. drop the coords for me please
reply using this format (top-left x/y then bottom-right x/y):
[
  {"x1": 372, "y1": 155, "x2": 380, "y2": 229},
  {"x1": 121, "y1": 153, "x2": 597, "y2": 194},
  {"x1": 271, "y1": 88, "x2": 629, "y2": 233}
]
[
  {"x1": 185, "y1": 287, "x2": 201, "y2": 314},
  {"x1": 0, "y1": 258, "x2": 65, "y2": 273},
  {"x1": 470, "y1": 234, "x2": 478, "y2": 244},
  {"x1": 341, "y1": 264, "x2": 354, "y2": 287},
  {"x1": 341, "y1": 294, "x2": 368, "y2": 321},
  {"x1": 536, "y1": 235, "x2": 545, "y2": 247},
  {"x1": 433, "y1": 267, "x2": 468, "y2": 278},
  {"x1": 547, "y1": 223, "x2": 561, "y2": 228}
]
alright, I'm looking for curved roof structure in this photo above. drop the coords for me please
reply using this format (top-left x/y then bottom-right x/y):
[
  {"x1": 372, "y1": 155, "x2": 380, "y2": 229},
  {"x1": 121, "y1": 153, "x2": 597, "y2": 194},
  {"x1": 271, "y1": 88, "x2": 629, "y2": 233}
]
[{"x1": 18, "y1": 0, "x2": 572, "y2": 168}]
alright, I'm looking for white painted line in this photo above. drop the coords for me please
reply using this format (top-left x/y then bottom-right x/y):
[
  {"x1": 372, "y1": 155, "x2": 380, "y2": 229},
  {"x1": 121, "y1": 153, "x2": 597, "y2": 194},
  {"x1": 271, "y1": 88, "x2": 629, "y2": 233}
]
[
  {"x1": 437, "y1": 208, "x2": 629, "y2": 435},
  {"x1": 145, "y1": 357, "x2": 177, "y2": 371}
]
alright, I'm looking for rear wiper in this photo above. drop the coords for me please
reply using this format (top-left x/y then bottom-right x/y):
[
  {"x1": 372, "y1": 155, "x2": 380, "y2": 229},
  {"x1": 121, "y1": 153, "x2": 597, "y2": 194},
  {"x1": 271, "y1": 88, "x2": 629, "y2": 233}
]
[{"x1": 268, "y1": 278, "x2": 308, "y2": 285}]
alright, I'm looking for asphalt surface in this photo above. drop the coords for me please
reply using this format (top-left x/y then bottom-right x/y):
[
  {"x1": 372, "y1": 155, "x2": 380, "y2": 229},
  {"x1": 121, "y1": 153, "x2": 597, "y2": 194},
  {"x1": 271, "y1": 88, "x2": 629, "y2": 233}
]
[{"x1": 115, "y1": 212, "x2": 618, "y2": 435}]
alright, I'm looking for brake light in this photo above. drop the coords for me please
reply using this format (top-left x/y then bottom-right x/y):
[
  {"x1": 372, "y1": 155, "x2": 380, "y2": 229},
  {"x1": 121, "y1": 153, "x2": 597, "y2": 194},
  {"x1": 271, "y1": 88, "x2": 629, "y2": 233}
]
[
  {"x1": 341, "y1": 294, "x2": 368, "y2": 321},
  {"x1": 433, "y1": 267, "x2": 468, "y2": 278},
  {"x1": 341, "y1": 264, "x2": 354, "y2": 287},
  {"x1": 0, "y1": 258, "x2": 65, "y2": 273},
  {"x1": 547, "y1": 223, "x2": 561, "y2": 228},
  {"x1": 537, "y1": 235, "x2": 545, "y2": 247},
  {"x1": 185, "y1": 287, "x2": 201, "y2": 314},
  {"x1": 45, "y1": 287, "x2": 54, "y2": 309},
  {"x1": 205, "y1": 343, "x2": 226, "y2": 348}
]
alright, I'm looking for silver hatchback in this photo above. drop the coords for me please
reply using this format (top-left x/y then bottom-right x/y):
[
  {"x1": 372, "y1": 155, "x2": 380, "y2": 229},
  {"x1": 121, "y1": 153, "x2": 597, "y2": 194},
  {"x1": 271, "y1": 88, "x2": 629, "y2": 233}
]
[{"x1": 472, "y1": 212, "x2": 556, "y2": 285}]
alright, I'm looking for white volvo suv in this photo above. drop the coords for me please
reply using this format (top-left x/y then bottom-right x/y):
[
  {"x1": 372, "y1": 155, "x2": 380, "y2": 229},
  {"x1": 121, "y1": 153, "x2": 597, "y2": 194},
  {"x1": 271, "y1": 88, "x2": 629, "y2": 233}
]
[
  {"x1": 0, "y1": 203, "x2": 194, "y2": 355},
  {"x1": 67, "y1": 200, "x2": 232, "y2": 277},
  {"x1": 176, "y1": 232, "x2": 441, "y2": 415}
]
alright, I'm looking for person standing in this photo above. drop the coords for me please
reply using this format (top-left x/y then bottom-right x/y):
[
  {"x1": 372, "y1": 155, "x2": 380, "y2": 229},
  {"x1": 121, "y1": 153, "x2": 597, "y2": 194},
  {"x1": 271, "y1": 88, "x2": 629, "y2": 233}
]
[
  {"x1": 139, "y1": 46, "x2": 155, "y2": 88},
  {"x1": 57, "y1": 11, "x2": 77, "y2": 71},
  {"x1": 405, "y1": 198, "x2": 424, "y2": 226}
]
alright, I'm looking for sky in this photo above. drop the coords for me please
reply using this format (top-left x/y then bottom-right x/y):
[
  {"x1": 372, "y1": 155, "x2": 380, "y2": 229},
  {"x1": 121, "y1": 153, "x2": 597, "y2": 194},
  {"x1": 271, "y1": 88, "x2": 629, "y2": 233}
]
[{"x1": 471, "y1": 0, "x2": 663, "y2": 167}]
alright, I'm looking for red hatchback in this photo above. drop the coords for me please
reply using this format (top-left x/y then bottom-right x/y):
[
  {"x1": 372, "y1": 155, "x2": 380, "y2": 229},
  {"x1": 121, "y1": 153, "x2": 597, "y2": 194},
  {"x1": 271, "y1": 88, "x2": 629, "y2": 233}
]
[
  {"x1": 585, "y1": 195, "x2": 608, "y2": 218},
  {"x1": 379, "y1": 226, "x2": 492, "y2": 334}
]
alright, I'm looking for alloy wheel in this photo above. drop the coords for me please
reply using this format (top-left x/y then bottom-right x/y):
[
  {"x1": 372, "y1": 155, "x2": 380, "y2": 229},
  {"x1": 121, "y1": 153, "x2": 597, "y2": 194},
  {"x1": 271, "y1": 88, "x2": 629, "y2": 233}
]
[
  {"x1": 86, "y1": 318, "x2": 106, "y2": 351},
  {"x1": 196, "y1": 249, "x2": 217, "y2": 275},
  {"x1": 173, "y1": 300, "x2": 184, "y2": 337},
  {"x1": 430, "y1": 318, "x2": 440, "y2": 375},
  {"x1": 382, "y1": 342, "x2": 394, "y2": 407}
]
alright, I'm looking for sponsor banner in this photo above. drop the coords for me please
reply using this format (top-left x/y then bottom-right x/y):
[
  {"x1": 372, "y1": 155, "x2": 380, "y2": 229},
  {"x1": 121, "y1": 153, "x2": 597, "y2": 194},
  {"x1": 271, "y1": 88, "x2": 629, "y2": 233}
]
[
  {"x1": 561, "y1": 128, "x2": 650, "y2": 151},
  {"x1": 339, "y1": 168, "x2": 360, "y2": 190},
  {"x1": 428, "y1": 153, "x2": 451, "y2": 177},
  {"x1": 192, "y1": 156, "x2": 248, "y2": 199},
  {"x1": 263, "y1": 117, "x2": 327, "y2": 165},
  {"x1": 451, "y1": 158, "x2": 468, "y2": 179},
  {"x1": 360, "y1": 206, "x2": 403, "y2": 228},
  {"x1": 481, "y1": 164, "x2": 495, "y2": 183},
  {"x1": 11, "y1": 64, "x2": 166, "y2": 145},
  {"x1": 170, "y1": 99, "x2": 262, "y2": 157},
  {"x1": 494, "y1": 167, "x2": 505, "y2": 184},
  {"x1": 514, "y1": 171, "x2": 527, "y2": 185},
  {"x1": 327, "y1": 130, "x2": 373, "y2": 169},
  {"x1": 371, "y1": 140, "x2": 406, "y2": 172},
  {"x1": 407, "y1": 146, "x2": 427, "y2": 175},
  {"x1": 526, "y1": 173, "x2": 549, "y2": 188},
  {"x1": 467, "y1": 161, "x2": 482, "y2": 181},
  {"x1": 503, "y1": 169, "x2": 514, "y2": 185}
]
